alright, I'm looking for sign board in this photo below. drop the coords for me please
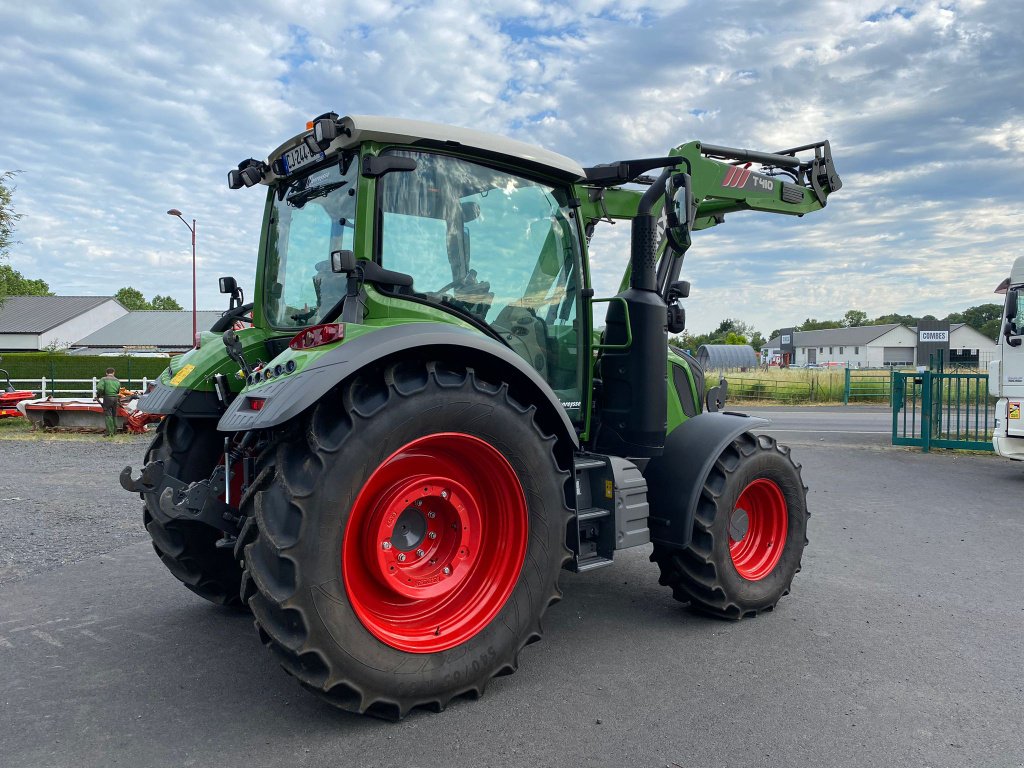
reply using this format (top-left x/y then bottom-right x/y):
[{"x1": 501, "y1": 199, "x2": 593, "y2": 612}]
[
  {"x1": 778, "y1": 328, "x2": 796, "y2": 355},
  {"x1": 916, "y1": 319, "x2": 950, "y2": 368}
]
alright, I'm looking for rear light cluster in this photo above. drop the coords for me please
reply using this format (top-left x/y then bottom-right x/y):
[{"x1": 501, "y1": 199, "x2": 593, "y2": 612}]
[
  {"x1": 246, "y1": 359, "x2": 297, "y2": 386},
  {"x1": 289, "y1": 323, "x2": 345, "y2": 350}
]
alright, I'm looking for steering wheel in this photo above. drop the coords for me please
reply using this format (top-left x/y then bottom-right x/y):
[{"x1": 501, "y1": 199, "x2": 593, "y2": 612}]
[{"x1": 211, "y1": 302, "x2": 255, "y2": 333}]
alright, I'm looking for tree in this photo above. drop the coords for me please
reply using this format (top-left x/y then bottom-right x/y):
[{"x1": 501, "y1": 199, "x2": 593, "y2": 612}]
[
  {"x1": 725, "y1": 331, "x2": 748, "y2": 345},
  {"x1": 799, "y1": 318, "x2": 843, "y2": 331},
  {"x1": 0, "y1": 171, "x2": 22, "y2": 262},
  {"x1": 842, "y1": 309, "x2": 868, "y2": 327},
  {"x1": 150, "y1": 294, "x2": 183, "y2": 310},
  {"x1": 0, "y1": 264, "x2": 51, "y2": 297},
  {"x1": 872, "y1": 312, "x2": 917, "y2": 326},
  {"x1": 115, "y1": 286, "x2": 184, "y2": 310},
  {"x1": 115, "y1": 286, "x2": 149, "y2": 310}
]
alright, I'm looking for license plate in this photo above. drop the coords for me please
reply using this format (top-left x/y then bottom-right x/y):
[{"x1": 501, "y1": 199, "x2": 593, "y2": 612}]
[{"x1": 281, "y1": 143, "x2": 325, "y2": 175}]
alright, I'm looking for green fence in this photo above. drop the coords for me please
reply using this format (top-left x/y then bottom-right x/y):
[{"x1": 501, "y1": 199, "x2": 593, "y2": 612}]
[
  {"x1": 892, "y1": 370, "x2": 994, "y2": 452},
  {"x1": 843, "y1": 369, "x2": 892, "y2": 404}
]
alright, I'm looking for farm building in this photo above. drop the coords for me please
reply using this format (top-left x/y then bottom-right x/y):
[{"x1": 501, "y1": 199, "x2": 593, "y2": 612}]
[
  {"x1": 72, "y1": 310, "x2": 224, "y2": 355},
  {"x1": 697, "y1": 344, "x2": 759, "y2": 370},
  {"x1": 0, "y1": 296, "x2": 127, "y2": 351},
  {"x1": 763, "y1": 323, "x2": 996, "y2": 368}
]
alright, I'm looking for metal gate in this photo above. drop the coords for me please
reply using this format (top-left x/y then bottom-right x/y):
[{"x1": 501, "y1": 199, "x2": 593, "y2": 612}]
[{"x1": 892, "y1": 370, "x2": 993, "y2": 451}]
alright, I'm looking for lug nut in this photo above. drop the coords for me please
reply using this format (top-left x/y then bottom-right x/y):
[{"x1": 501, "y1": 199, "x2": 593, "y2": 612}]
[
  {"x1": 440, "y1": 489, "x2": 449, "y2": 500},
  {"x1": 428, "y1": 531, "x2": 437, "y2": 540},
  {"x1": 397, "y1": 553, "x2": 406, "y2": 562},
  {"x1": 416, "y1": 549, "x2": 425, "y2": 558},
  {"x1": 427, "y1": 511, "x2": 436, "y2": 519},
  {"x1": 382, "y1": 541, "x2": 392, "y2": 550},
  {"x1": 442, "y1": 566, "x2": 451, "y2": 575},
  {"x1": 415, "y1": 499, "x2": 423, "y2": 507}
]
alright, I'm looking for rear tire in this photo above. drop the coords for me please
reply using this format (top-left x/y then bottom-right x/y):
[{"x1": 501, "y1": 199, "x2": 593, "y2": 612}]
[
  {"x1": 142, "y1": 416, "x2": 244, "y2": 607},
  {"x1": 240, "y1": 359, "x2": 572, "y2": 719},
  {"x1": 650, "y1": 432, "x2": 808, "y2": 618}
]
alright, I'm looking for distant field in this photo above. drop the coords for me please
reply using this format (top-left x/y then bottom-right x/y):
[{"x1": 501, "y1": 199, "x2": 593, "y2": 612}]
[{"x1": 719, "y1": 366, "x2": 988, "y2": 405}]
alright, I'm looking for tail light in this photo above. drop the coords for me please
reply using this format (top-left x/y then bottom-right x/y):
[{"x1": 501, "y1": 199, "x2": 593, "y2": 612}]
[{"x1": 289, "y1": 323, "x2": 345, "y2": 350}]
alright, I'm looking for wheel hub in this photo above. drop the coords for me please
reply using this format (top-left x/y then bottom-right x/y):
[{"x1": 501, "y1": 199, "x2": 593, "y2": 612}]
[
  {"x1": 342, "y1": 432, "x2": 528, "y2": 653},
  {"x1": 373, "y1": 480, "x2": 477, "y2": 600},
  {"x1": 728, "y1": 478, "x2": 787, "y2": 582}
]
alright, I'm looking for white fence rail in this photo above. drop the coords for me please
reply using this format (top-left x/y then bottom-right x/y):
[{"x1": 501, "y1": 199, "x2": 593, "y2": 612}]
[{"x1": 10, "y1": 378, "x2": 151, "y2": 398}]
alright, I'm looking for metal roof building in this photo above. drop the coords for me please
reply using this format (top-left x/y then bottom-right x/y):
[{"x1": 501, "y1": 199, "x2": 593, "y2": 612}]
[
  {"x1": 763, "y1": 323, "x2": 995, "y2": 368},
  {"x1": 697, "y1": 344, "x2": 759, "y2": 370},
  {"x1": 72, "y1": 310, "x2": 225, "y2": 354},
  {"x1": 0, "y1": 295, "x2": 127, "y2": 351}
]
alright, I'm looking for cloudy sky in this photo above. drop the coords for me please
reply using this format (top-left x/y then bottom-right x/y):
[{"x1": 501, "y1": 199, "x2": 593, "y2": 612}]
[{"x1": 1, "y1": 0, "x2": 1021, "y2": 335}]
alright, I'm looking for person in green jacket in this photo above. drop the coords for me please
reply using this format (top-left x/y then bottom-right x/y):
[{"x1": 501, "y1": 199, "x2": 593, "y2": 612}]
[{"x1": 96, "y1": 367, "x2": 121, "y2": 436}]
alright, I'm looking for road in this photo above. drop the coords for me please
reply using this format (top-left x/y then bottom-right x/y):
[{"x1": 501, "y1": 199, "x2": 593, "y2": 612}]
[
  {"x1": 741, "y1": 405, "x2": 894, "y2": 448},
  {"x1": 1, "y1": 427, "x2": 1023, "y2": 767}
]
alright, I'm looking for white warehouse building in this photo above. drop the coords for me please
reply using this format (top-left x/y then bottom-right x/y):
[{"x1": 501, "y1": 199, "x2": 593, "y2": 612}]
[{"x1": 763, "y1": 323, "x2": 996, "y2": 368}]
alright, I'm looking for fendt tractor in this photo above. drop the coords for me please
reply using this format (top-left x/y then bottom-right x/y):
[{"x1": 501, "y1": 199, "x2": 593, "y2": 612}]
[
  {"x1": 990, "y1": 255, "x2": 1024, "y2": 460},
  {"x1": 122, "y1": 114, "x2": 841, "y2": 718}
]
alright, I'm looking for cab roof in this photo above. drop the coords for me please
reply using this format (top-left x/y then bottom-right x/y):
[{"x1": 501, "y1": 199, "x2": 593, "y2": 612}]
[{"x1": 265, "y1": 115, "x2": 585, "y2": 185}]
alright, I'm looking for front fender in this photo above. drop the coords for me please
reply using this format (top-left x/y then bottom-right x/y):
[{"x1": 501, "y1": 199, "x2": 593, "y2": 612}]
[
  {"x1": 643, "y1": 411, "x2": 769, "y2": 549},
  {"x1": 217, "y1": 323, "x2": 579, "y2": 448}
]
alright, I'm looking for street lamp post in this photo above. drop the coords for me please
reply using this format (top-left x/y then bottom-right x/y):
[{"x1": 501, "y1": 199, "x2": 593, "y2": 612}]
[{"x1": 166, "y1": 209, "x2": 197, "y2": 344}]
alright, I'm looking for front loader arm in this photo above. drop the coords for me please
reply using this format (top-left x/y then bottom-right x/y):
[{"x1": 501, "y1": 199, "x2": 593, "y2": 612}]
[
  {"x1": 673, "y1": 139, "x2": 842, "y2": 229},
  {"x1": 577, "y1": 138, "x2": 842, "y2": 233},
  {"x1": 576, "y1": 138, "x2": 842, "y2": 294}
]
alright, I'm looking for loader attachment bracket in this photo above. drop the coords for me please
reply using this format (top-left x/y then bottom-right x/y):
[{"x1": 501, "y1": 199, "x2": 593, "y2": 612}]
[{"x1": 119, "y1": 460, "x2": 187, "y2": 499}]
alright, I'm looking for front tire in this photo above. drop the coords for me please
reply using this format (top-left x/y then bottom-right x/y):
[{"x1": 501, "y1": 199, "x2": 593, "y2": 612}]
[
  {"x1": 651, "y1": 432, "x2": 808, "y2": 618},
  {"x1": 142, "y1": 416, "x2": 244, "y2": 607},
  {"x1": 240, "y1": 359, "x2": 571, "y2": 719}
]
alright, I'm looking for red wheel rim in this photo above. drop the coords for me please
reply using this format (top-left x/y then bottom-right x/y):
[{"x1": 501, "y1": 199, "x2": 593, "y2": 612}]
[
  {"x1": 342, "y1": 433, "x2": 528, "y2": 653},
  {"x1": 729, "y1": 478, "x2": 788, "y2": 581}
]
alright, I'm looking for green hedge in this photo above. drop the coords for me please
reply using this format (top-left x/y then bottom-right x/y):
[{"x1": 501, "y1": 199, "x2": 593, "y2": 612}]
[{"x1": 0, "y1": 352, "x2": 170, "y2": 394}]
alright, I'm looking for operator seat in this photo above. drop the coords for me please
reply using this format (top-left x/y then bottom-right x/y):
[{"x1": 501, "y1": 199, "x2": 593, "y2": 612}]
[{"x1": 313, "y1": 260, "x2": 347, "y2": 319}]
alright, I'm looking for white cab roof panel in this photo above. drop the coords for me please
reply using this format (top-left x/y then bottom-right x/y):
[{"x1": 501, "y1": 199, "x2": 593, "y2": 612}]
[{"x1": 266, "y1": 115, "x2": 584, "y2": 183}]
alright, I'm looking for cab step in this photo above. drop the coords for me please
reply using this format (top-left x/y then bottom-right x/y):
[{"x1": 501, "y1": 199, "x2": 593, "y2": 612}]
[{"x1": 575, "y1": 555, "x2": 614, "y2": 572}]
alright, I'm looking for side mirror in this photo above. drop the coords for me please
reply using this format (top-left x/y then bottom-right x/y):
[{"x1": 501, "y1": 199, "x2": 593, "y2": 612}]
[
  {"x1": 1006, "y1": 288, "x2": 1022, "y2": 345},
  {"x1": 665, "y1": 172, "x2": 694, "y2": 254},
  {"x1": 331, "y1": 249, "x2": 357, "y2": 273}
]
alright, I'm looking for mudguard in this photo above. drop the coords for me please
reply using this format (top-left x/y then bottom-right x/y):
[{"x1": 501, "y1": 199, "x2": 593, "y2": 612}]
[
  {"x1": 217, "y1": 322, "x2": 579, "y2": 448},
  {"x1": 137, "y1": 381, "x2": 223, "y2": 418},
  {"x1": 643, "y1": 411, "x2": 769, "y2": 549}
]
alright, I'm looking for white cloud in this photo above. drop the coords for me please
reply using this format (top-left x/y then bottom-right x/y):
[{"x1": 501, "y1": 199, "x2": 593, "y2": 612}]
[{"x1": 0, "y1": 0, "x2": 1019, "y2": 337}]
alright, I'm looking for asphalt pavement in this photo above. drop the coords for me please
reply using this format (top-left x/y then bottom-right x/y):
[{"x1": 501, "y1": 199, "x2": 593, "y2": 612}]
[{"x1": 1, "y1": 416, "x2": 1023, "y2": 768}]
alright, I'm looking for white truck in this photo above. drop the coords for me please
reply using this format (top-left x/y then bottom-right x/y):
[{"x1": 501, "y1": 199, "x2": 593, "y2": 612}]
[{"x1": 990, "y1": 255, "x2": 1024, "y2": 460}]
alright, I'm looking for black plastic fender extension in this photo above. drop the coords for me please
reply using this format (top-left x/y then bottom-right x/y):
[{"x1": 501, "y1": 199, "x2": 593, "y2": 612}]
[
  {"x1": 642, "y1": 411, "x2": 769, "y2": 549},
  {"x1": 216, "y1": 322, "x2": 579, "y2": 449},
  {"x1": 136, "y1": 381, "x2": 223, "y2": 418}
]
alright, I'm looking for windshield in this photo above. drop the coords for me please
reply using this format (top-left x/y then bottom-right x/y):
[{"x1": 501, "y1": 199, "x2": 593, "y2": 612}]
[
  {"x1": 264, "y1": 154, "x2": 358, "y2": 328},
  {"x1": 377, "y1": 149, "x2": 584, "y2": 417}
]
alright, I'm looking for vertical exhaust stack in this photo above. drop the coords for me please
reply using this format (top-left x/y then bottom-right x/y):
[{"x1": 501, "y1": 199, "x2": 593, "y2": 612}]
[{"x1": 597, "y1": 171, "x2": 670, "y2": 457}]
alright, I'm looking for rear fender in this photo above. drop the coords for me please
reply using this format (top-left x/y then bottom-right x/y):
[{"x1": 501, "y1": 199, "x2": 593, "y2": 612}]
[
  {"x1": 643, "y1": 411, "x2": 769, "y2": 549},
  {"x1": 217, "y1": 323, "x2": 579, "y2": 450}
]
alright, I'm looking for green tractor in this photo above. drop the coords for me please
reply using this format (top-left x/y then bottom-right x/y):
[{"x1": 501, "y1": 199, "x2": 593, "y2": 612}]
[{"x1": 122, "y1": 114, "x2": 841, "y2": 718}]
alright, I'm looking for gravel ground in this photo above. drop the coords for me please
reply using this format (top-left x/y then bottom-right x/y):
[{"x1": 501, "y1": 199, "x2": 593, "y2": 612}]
[{"x1": 0, "y1": 436, "x2": 151, "y2": 584}]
